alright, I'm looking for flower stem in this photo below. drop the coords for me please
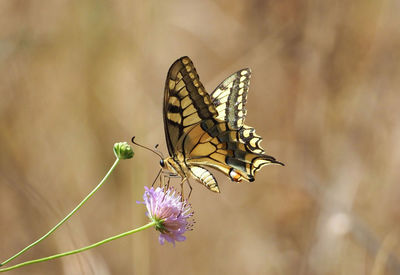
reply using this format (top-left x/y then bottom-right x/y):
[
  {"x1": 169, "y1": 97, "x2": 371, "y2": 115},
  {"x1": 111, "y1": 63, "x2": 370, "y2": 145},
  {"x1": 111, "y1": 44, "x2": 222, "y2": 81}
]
[
  {"x1": 0, "y1": 222, "x2": 156, "y2": 272},
  {"x1": 0, "y1": 158, "x2": 121, "y2": 267}
]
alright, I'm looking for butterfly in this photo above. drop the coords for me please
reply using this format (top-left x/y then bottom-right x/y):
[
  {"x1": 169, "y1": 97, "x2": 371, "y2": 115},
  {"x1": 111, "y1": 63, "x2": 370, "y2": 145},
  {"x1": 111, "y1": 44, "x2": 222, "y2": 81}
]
[{"x1": 159, "y1": 56, "x2": 283, "y2": 194}]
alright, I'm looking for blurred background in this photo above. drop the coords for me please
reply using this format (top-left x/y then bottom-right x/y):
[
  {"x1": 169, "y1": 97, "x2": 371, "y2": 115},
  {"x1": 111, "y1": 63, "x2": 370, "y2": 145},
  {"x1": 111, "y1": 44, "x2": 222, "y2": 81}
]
[{"x1": 1, "y1": 0, "x2": 400, "y2": 274}]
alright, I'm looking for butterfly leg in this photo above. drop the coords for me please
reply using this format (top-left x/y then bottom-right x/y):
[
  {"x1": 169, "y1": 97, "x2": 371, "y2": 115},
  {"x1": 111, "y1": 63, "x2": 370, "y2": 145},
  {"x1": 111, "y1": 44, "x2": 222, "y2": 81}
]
[
  {"x1": 160, "y1": 173, "x2": 168, "y2": 192},
  {"x1": 186, "y1": 179, "x2": 193, "y2": 200},
  {"x1": 152, "y1": 168, "x2": 162, "y2": 187},
  {"x1": 159, "y1": 171, "x2": 164, "y2": 187},
  {"x1": 160, "y1": 171, "x2": 179, "y2": 191},
  {"x1": 164, "y1": 175, "x2": 171, "y2": 191},
  {"x1": 179, "y1": 177, "x2": 187, "y2": 201}
]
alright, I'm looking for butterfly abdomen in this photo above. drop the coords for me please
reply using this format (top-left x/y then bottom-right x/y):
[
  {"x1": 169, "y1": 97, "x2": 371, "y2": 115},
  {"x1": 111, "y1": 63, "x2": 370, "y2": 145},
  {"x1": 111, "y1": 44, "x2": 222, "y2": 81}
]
[{"x1": 189, "y1": 166, "x2": 219, "y2": 192}]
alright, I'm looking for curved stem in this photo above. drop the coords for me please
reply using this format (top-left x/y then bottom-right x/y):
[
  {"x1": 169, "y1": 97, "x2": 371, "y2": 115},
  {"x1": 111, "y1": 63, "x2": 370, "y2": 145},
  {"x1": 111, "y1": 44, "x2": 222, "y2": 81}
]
[
  {"x1": 0, "y1": 158, "x2": 121, "y2": 267},
  {"x1": 0, "y1": 222, "x2": 156, "y2": 272}
]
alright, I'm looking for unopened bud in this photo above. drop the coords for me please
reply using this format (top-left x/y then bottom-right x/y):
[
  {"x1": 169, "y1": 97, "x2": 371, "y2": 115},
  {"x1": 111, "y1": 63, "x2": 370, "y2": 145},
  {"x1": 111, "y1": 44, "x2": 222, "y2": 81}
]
[{"x1": 113, "y1": 142, "x2": 134, "y2": 159}]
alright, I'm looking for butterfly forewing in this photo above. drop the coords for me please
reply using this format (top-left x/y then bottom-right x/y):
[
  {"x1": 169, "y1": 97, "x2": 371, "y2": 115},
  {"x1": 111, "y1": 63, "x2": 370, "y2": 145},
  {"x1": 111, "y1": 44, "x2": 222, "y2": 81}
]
[
  {"x1": 163, "y1": 56, "x2": 217, "y2": 156},
  {"x1": 211, "y1": 68, "x2": 251, "y2": 130}
]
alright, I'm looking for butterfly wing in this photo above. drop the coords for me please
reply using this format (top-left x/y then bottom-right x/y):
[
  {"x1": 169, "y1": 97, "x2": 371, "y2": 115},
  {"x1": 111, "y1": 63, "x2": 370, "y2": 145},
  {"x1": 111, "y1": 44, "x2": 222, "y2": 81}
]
[
  {"x1": 163, "y1": 56, "x2": 218, "y2": 156},
  {"x1": 210, "y1": 68, "x2": 251, "y2": 130},
  {"x1": 210, "y1": 68, "x2": 270, "y2": 155},
  {"x1": 183, "y1": 121, "x2": 282, "y2": 184}
]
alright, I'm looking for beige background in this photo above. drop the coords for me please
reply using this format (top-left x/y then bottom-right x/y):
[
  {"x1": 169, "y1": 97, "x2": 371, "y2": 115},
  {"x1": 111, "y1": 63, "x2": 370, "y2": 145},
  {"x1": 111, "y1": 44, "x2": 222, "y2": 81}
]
[{"x1": 1, "y1": 1, "x2": 400, "y2": 274}]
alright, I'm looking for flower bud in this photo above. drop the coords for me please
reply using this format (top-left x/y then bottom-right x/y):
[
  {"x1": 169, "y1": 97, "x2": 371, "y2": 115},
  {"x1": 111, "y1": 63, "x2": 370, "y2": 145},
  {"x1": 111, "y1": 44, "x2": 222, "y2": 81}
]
[{"x1": 113, "y1": 142, "x2": 134, "y2": 159}]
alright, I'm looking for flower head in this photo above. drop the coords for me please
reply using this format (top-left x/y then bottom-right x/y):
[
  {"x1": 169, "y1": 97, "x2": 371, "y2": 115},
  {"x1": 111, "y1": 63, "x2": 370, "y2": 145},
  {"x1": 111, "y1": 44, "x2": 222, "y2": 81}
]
[{"x1": 138, "y1": 186, "x2": 194, "y2": 245}]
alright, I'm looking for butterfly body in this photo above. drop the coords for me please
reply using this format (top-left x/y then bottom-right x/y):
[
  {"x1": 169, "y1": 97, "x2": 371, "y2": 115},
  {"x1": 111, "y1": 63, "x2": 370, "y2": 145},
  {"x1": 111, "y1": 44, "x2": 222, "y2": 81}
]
[{"x1": 161, "y1": 56, "x2": 283, "y2": 193}]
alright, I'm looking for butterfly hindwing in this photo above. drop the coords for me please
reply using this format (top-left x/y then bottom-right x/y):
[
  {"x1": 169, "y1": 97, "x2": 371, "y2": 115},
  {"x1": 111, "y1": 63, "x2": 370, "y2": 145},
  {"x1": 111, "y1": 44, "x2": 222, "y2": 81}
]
[
  {"x1": 238, "y1": 125, "x2": 265, "y2": 154},
  {"x1": 184, "y1": 121, "x2": 281, "y2": 183}
]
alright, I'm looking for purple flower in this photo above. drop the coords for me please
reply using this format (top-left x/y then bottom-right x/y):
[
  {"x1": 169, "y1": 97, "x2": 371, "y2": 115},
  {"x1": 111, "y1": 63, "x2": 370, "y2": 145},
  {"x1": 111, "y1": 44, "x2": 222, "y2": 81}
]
[{"x1": 138, "y1": 186, "x2": 194, "y2": 245}]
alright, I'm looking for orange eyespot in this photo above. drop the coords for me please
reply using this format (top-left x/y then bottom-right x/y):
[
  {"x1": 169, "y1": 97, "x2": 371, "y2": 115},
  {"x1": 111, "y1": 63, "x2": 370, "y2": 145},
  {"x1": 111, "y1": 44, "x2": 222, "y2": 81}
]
[{"x1": 229, "y1": 169, "x2": 242, "y2": 182}]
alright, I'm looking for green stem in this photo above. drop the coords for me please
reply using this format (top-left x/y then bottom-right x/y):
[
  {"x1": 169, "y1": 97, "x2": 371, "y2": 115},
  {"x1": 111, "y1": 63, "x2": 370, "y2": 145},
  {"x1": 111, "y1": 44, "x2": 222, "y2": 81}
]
[
  {"x1": 0, "y1": 222, "x2": 156, "y2": 272},
  {"x1": 0, "y1": 158, "x2": 121, "y2": 267}
]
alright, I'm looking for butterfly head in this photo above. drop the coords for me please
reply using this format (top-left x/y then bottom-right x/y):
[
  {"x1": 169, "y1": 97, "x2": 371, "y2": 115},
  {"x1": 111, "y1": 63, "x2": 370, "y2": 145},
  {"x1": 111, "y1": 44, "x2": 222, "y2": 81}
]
[
  {"x1": 159, "y1": 159, "x2": 165, "y2": 168},
  {"x1": 160, "y1": 156, "x2": 186, "y2": 179},
  {"x1": 160, "y1": 157, "x2": 174, "y2": 171}
]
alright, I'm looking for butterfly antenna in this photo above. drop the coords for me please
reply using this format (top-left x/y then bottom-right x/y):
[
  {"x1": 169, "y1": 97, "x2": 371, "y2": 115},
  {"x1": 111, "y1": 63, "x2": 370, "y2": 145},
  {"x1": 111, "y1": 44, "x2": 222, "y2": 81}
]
[
  {"x1": 154, "y1": 144, "x2": 164, "y2": 159},
  {"x1": 131, "y1": 136, "x2": 163, "y2": 160}
]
